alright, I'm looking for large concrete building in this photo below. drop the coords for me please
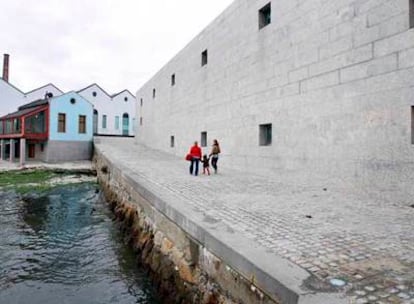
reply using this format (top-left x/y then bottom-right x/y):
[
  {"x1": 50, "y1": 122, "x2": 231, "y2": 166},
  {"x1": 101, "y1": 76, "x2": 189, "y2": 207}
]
[{"x1": 136, "y1": 0, "x2": 414, "y2": 193}]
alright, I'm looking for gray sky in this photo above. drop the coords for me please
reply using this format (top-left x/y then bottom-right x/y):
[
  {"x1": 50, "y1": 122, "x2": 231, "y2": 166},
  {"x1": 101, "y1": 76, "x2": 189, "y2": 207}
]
[{"x1": 0, "y1": 0, "x2": 234, "y2": 94}]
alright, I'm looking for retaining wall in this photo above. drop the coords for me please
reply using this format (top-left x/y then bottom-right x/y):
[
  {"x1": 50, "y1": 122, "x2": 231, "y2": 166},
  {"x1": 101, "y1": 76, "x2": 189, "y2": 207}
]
[{"x1": 94, "y1": 149, "x2": 293, "y2": 304}]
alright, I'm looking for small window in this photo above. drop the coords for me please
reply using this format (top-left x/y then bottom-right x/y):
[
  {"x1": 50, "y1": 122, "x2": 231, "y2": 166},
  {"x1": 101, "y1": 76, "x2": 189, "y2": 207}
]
[
  {"x1": 411, "y1": 106, "x2": 414, "y2": 144},
  {"x1": 102, "y1": 115, "x2": 107, "y2": 129},
  {"x1": 78, "y1": 115, "x2": 86, "y2": 134},
  {"x1": 171, "y1": 74, "x2": 176, "y2": 86},
  {"x1": 170, "y1": 135, "x2": 175, "y2": 148},
  {"x1": 124, "y1": 97, "x2": 128, "y2": 102},
  {"x1": 140, "y1": 98, "x2": 143, "y2": 107},
  {"x1": 410, "y1": 0, "x2": 414, "y2": 28},
  {"x1": 115, "y1": 116, "x2": 120, "y2": 130},
  {"x1": 259, "y1": 3, "x2": 271, "y2": 29},
  {"x1": 92, "y1": 91, "x2": 97, "y2": 97},
  {"x1": 201, "y1": 49, "x2": 208, "y2": 66},
  {"x1": 140, "y1": 117, "x2": 143, "y2": 126},
  {"x1": 153, "y1": 88, "x2": 156, "y2": 98},
  {"x1": 70, "y1": 98, "x2": 76, "y2": 104},
  {"x1": 201, "y1": 131, "x2": 207, "y2": 147},
  {"x1": 58, "y1": 113, "x2": 66, "y2": 133},
  {"x1": 40, "y1": 143, "x2": 44, "y2": 152},
  {"x1": 259, "y1": 123, "x2": 272, "y2": 146}
]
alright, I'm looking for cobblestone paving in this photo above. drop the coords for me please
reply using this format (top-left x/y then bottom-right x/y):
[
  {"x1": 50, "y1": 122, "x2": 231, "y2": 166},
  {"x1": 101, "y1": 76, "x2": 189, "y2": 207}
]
[{"x1": 96, "y1": 138, "x2": 414, "y2": 304}]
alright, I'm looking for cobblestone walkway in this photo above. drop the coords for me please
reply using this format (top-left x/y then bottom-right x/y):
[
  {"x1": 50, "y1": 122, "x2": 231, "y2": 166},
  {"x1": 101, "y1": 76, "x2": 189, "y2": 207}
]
[{"x1": 96, "y1": 137, "x2": 414, "y2": 304}]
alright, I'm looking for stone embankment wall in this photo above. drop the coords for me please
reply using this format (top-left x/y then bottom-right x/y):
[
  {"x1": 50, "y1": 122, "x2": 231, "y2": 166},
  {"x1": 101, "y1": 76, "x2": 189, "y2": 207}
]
[{"x1": 94, "y1": 152, "x2": 280, "y2": 304}]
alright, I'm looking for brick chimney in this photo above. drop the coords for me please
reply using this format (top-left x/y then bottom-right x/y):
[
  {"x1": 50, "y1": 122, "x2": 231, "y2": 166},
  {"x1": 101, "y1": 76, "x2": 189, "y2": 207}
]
[{"x1": 3, "y1": 54, "x2": 9, "y2": 82}]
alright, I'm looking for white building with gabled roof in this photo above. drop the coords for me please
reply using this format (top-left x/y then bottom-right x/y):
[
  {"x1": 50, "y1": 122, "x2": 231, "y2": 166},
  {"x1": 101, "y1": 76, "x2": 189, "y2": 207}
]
[
  {"x1": 0, "y1": 54, "x2": 64, "y2": 117},
  {"x1": 0, "y1": 77, "x2": 24, "y2": 117},
  {"x1": 77, "y1": 83, "x2": 135, "y2": 136},
  {"x1": 0, "y1": 79, "x2": 64, "y2": 117},
  {"x1": 25, "y1": 83, "x2": 63, "y2": 102}
]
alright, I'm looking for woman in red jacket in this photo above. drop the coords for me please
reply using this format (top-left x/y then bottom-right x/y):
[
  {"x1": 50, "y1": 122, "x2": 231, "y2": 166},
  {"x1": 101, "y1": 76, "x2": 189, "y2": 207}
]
[{"x1": 188, "y1": 141, "x2": 202, "y2": 176}]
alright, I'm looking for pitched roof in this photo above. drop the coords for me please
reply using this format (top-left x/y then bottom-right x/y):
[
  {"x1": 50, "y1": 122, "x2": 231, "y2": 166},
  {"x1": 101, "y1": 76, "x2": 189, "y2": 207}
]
[
  {"x1": 111, "y1": 89, "x2": 135, "y2": 98},
  {"x1": 0, "y1": 77, "x2": 25, "y2": 94},
  {"x1": 18, "y1": 98, "x2": 48, "y2": 111},
  {"x1": 1, "y1": 104, "x2": 46, "y2": 119},
  {"x1": 24, "y1": 83, "x2": 64, "y2": 95},
  {"x1": 77, "y1": 83, "x2": 112, "y2": 97}
]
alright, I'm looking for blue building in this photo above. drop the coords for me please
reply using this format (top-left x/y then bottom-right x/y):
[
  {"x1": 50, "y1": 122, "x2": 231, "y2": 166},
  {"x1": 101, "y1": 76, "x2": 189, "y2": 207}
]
[{"x1": 0, "y1": 91, "x2": 94, "y2": 164}]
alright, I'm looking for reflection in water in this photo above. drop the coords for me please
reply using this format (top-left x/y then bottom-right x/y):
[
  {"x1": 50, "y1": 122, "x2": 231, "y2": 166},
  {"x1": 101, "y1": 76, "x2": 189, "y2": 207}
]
[{"x1": 0, "y1": 184, "x2": 159, "y2": 304}]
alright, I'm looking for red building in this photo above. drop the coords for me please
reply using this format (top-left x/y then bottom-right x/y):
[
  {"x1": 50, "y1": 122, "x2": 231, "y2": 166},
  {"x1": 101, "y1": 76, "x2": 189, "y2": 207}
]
[{"x1": 0, "y1": 99, "x2": 49, "y2": 165}]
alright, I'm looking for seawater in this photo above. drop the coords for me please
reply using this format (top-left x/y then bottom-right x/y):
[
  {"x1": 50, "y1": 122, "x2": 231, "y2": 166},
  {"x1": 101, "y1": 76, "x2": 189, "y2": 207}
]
[{"x1": 0, "y1": 183, "x2": 160, "y2": 304}]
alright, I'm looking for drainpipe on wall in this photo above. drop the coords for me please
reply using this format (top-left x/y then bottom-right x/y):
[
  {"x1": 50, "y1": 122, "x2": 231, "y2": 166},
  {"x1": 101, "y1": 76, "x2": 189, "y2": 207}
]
[{"x1": 2, "y1": 54, "x2": 9, "y2": 82}]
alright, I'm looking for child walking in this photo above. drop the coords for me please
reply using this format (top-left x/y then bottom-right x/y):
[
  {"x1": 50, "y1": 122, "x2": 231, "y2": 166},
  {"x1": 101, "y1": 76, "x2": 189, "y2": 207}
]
[{"x1": 201, "y1": 155, "x2": 210, "y2": 175}]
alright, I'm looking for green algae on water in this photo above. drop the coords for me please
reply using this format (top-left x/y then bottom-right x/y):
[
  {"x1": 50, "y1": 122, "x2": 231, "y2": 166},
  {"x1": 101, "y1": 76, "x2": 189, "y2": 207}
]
[{"x1": 0, "y1": 170, "x2": 97, "y2": 194}]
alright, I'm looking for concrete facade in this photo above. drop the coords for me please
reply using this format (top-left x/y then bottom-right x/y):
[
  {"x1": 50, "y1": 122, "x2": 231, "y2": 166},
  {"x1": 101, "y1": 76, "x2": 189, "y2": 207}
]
[{"x1": 136, "y1": 0, "x2": 414, "y2": 195}]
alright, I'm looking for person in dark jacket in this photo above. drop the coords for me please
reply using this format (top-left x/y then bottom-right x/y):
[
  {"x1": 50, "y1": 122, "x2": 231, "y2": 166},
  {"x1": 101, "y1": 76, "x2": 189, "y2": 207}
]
[
  {"x1": 209, "y1": 139, "x2": 220, "y2": 174},
  {"x1": 188, "y1": 141, "x2": 202, "y2": 176},
  {"x1": 201, "y1": 155, "x2": 210, "y2": 175}
]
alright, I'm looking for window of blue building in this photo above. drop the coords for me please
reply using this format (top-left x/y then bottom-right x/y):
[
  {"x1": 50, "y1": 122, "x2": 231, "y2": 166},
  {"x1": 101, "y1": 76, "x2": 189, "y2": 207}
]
[
  {"x1": 58, "y1": 113, "x2": 66, "y2": 133},
  {"x1": 78, "y1": 115, "x2": 86, "y2": 134}
]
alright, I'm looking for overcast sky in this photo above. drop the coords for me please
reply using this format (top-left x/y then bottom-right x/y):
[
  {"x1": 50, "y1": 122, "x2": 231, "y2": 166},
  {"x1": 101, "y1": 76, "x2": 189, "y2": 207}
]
[{"x1": 0, "y1": 0, "x2": 234, "y2": 95}]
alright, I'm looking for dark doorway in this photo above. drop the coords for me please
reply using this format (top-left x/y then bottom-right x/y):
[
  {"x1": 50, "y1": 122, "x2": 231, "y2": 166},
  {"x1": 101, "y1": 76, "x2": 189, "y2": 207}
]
[
  {"x1": 122, "y1": 113, "x2": 129, "y2": 136},
  {"x1": 28, "y1": 144, "x2": 35, "y2": 158},
  {"x1": 93, "y1": 109, "x2": 98, "y2": 135}
]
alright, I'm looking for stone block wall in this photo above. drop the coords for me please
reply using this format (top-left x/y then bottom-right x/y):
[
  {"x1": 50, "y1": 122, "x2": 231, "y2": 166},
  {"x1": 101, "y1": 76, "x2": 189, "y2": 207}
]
[
  {"x1": 46, "y1": 140, "x2": 92, "y2": 162},
  {"x1": 136, "y1": 0, "x2": 414, "y2": 193}
]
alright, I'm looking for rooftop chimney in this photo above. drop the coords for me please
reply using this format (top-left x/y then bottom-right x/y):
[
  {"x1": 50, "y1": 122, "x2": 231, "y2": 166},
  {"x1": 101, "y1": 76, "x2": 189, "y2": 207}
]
[{"x1": 3, "y1": 54, "x2": 9, "y2": 82}]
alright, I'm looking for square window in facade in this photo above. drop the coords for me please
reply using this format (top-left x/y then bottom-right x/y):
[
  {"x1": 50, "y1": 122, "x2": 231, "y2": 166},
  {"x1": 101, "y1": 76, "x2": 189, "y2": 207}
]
[
  {"x1": 170, "y1": 135, "x2": 175, "y2": 148},
  {"x1": 411, "y1": 106, "x2": 414, "y2": 144},
  {"x1": 201, "y1": 50, "x2": 208, "y2": 66},
  {"x1": 259, "y1": 123, "x2": 272, "y2": 146},
  {"x1": 201, "y1": 131, "x2": 207, "y2": 147},
  {"x1": 78, "y1": 115, "x2": 86, "y2": 134},
  {"x1": 58, "y1": 113, "x2": 66, "y2": 133},
  {"x1": 259, "y1": 3, "x2": 271, "y2": 29},
  {"x1": 171, "y1": 74, "x2": 176, "y2": 86},
  {"x1": 410, "y1": 0, "x2": 414, "y2": 28}
]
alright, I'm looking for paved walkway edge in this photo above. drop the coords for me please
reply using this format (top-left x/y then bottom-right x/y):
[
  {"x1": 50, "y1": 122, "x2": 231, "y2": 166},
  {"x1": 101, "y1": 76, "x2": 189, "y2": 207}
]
[{"x1": 95, "y1": 144, "x2": 348, "y2": 304}]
